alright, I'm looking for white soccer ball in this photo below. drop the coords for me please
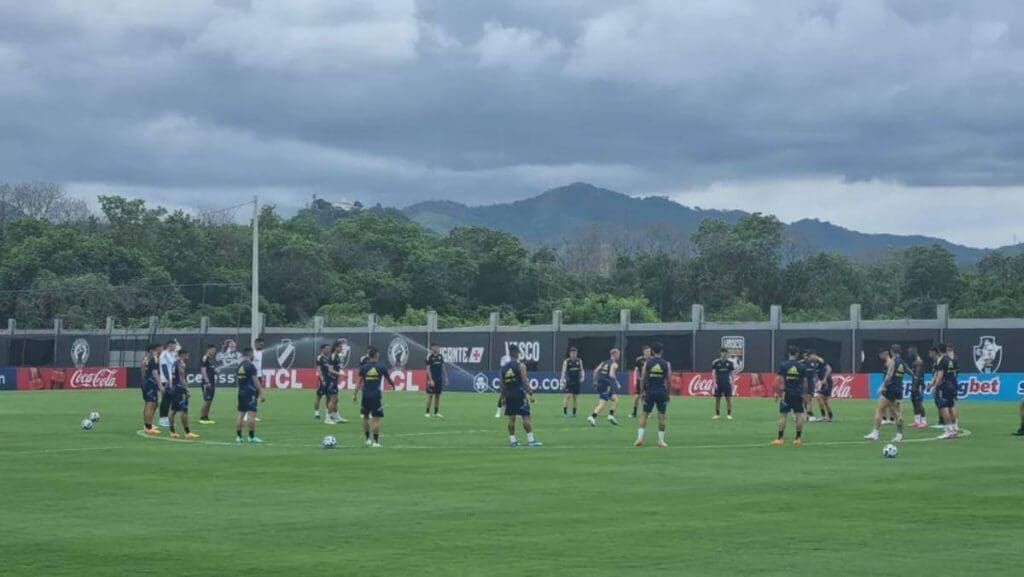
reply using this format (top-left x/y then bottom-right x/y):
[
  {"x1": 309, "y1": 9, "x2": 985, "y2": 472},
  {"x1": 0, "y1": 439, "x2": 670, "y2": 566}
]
[
  {"x1": 322, "y1": 435, "x2": 338, "y2": 449},
  {"x1": 81, "y1": 419, "x2": 94, "y2": 430},
  {"x1": 882, "y1": 444, "x2": 899, "y2": 459},
  {"x1": 89, "y1": 411, "x2": 101, "y2": 422}
]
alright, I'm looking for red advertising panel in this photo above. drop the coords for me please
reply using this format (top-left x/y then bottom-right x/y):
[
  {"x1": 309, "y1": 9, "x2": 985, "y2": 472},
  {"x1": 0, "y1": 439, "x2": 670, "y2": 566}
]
[
  {"x1": 16, "y1": 367, "x2": 126, "y2": 390},
  {"x1": 669, "y1": 373, "x2": 869, "y2": 399}
]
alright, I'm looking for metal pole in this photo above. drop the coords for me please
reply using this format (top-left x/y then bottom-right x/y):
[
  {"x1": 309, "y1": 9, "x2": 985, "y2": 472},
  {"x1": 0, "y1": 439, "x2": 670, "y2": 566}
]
[{"x1": 250, "y1": 196, "x2": 260, "y2": 347}]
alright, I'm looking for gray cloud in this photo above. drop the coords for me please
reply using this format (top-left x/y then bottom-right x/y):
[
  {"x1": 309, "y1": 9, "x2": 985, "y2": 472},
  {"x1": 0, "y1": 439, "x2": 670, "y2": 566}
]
[{"x1": 2, "y1": 1, "x2": 1024, "y2": 245}]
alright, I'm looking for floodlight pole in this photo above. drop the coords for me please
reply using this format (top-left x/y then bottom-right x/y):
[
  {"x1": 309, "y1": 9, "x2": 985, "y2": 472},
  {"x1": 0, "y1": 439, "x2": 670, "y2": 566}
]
[{"x1": 251, "y1": 195, "x2": 260, "y2": 347}]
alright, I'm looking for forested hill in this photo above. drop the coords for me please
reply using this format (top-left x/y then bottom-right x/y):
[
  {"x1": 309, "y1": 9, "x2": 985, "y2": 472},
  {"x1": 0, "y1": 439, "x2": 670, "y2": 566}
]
[{"x1": 405, "y1": 182, "x2": 1022, "y2": 263}]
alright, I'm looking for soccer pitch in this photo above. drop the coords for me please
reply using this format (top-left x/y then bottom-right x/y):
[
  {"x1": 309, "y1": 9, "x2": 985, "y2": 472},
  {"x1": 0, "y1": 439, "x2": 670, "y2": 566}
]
[{"x1": 1, "y1": 392, "x2": 1020, "y2": 577}]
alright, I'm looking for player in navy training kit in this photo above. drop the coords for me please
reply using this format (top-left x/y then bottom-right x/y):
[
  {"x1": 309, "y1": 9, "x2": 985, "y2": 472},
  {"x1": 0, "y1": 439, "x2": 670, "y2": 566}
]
[
  {"x1": 711, "y1": 348, "x2": 735, "y2": 420},
  {"x1": 561, "y1": 347, "x2": 584, "y2": 418},
  {"x1": 167, "y1": 349, "x2": 198, "y2": 440},
  {"x1": 198, "y1": 344, "x2": 217, "y2": 425},
  {"x1": 930, "y1": 343, "x2": 960, "y2": 439},
  {"x1": 588, "y1": 349, "x2": 622, "y2": 427},
  {"x1": 425, "y1": 343, "x2": 446, "y2": 419},
  {"x1": 629, "y1": 345, "x2": 651, "y2": 419},
  {"x1": 235, "y1": 348, "x2": 265, "y2": 443},
  {"x1": 772, "y1": 346, "x2": 806, "y2": 446},
  {"x1": 142, "y1": 343, "x2": 162, "y2": 434},
  {"x1": 499, "y1": 344, "x2": 541, "y2": 447},
  {"x1": 314, "y1": 344, "x2": 337, "y2": 422},
  {"x1": 635, "y1": 342, "x2": 672, "y2": 447},
  {"x1": 865, "y1": 345, "x2": 906, "y2": 442},
  {"x1": 801, "y1": 350, "x2": 821, "y2": 422},
  {"x1": 812, "y1": 353, "x2": 834, "y2": 422},
  {"x1": 907, "y1": 347, "x2": 927, "y2": 428},
  {"x1": 355, "y1": 347, "x2": 396, "y2": 448},
  {"x1": 325, "y1": 342, "x2": 348, "y2": 424}
]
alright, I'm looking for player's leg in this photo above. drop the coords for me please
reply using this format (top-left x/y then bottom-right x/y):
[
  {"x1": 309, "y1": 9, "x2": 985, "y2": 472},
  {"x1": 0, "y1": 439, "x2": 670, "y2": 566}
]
[
  {"x1": 635, "y1": 406, "x2": 649, "y2": 446},
  {"x1": 608, "y1": 394, "x2": 620, "y2": 425},
  {"x1": 1015, "y1": 401, "x2": 1024, "y2": 436},
  {"x1": 522, "y1": 412, "x2": 540, "y2": 446},
  {"x1": 143, "y1": 401, "x2": 157, "y2": 432},
  {"x1": 169, "y1": 407, "x2": 179, "y2": 437},
  {"x1": 313, "y1": 389, "x2": 323, "y2": 420},
  {"x1": 794, "y1": 409, "x2": 805, "y2": 445},
  {"x1": 495, "y1": 394, "x2": 503, "y2": 418},
  {"x1": 371, "y1": 415, "x2": 381, "y2": 447},
  {"x1": 235, "y1": 410, "x2": 245, "y2": 442},
  {"x1": 714, "y1": 393, "x2": 722, "y2": 419},
  {"x1": 158, "y1": 387, "x2": 171, "y2": 427},
  {"x1": 246, "y1": 409, "x2": 258, "y2": 441},
  {"x1": 424, "y1": 388, "x2": 433, "y2": 417},
  {"x1": 773, "y1": 405, "x2": 789, "y2": 445},
  {"x1": 588, "y1": 398, "x2": 606, "y2": 426},
  {"x1": 571, "y1": 392, "x2": 578, "y2": 416},
  {"x1": 655, "y1": 396, "x2": 668, "y2": 447},
  {"x1": 361, "y1": 406, "x2": 372, "y2": 445},
  {"x1": 507, "y1": 414, "x2": 518, "y2": 446},
  {"x1": 725, "y1": 390, "x2": 733, "y2": 419},
  {"x1": 562, "y1": 391, "x2": 570, "y2": 417},
  {"x1": 892, "y1": 401, "x2": 904, "y2": 443},
  {"x1": 630, "y1": 393, "x2": 641, "y2": 419},
  {"x1": 865, "y1": 398, "x2": 888, "y2": 440},
  {"x1": 433, "y1": 392, "x2": 443, "y2": 418}
]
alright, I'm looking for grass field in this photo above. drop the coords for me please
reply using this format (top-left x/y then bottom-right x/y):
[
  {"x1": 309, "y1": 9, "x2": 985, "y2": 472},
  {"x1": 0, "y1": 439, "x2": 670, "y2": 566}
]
[{"x1": 1, "y1": 390, "x2": 1021, "y2": 577}]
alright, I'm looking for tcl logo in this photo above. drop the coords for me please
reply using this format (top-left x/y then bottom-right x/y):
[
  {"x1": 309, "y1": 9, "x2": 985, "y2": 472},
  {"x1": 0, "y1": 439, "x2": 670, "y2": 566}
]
[
  {"x1": 687, "y1": 374, "x2": 715, "y2": 396},
  {"x1": 957, "y1": 377, "x2": 1000, "y2": 397},
  {"x1": 69, "y1": 368, "x2": 121, "y2": 389},
  {"x1": 337, "y1": 369, "x2": 422, "y2": 392},
  {"x1": 262, "y1": 369, "x2": 308, "y2": 390}
]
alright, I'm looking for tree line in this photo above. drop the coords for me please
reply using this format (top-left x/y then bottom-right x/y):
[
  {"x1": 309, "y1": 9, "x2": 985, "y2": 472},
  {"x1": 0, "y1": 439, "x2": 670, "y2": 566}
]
[{"x1": 1, "y1": 184, "x2": 1022, "y2": 329}]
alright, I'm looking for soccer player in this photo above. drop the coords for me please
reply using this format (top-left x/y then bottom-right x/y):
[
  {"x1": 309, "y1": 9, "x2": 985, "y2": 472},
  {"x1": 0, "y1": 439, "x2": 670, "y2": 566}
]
[
  {"x1": 930, "y1": 344, "x2": 960, "y2": 439},
  {"x1": 314, "y1": 344, "x2": 331, "y2": 421},
  {"x1": 635, "y1": 342, "x2": 671, "y2": 447},
  {"x1": 235, "y1": 347, "x2": 265, "y2": 443},
  {"x1": 496, "y1": 351, "x2": 512, "y2": 418},
  {"x1": 864, "y1": 346, "x2": 906, "y2": 443},
  {"x1": 325, "y1": 342, "x2": 347, "y2": 424},
  {"x1": 167, "y1": 349, "x2": 199, "y2": 440},
  {"x1": 802, "y1": 349, "x2": 820, "y2": 422},
  {"x1": 425, "y1": 343, "x2": 446, "y2": 419},
  {"x1": 907, "y1": 346, "x2": 927, "y2": 428},
  {"x1": 630, "y1": 345, "x2": 651, "y2": 419},
  {"x1": 813, "y1": 352, "x2": 835, "y2": 422},
  {"x1": 499, "y1": 344, "x2": 541, "y2": 447},
  {"x1": 158, "y1": 339, "x2": 178, "y2": 428},
  {"x1": 561, "y1": 347, "x2": 584, "y2": 418},
  {"x1": 587, "y1": 349, "x2": 622, "y2": 427},
  {"x1": 354, "y1": 347, "x2": 396, "y2": 448},
  {"x1": 198, "y1": 344, "x2": 217, "y2": 425},
  {"x1": 244, "y1": 338, "x2": 265, "y2": 424},
  {"x1": 772, "y1": 346, "x2": 806, "y2": 446},
  {"x1": 711, "y1": 348, "x2": 735, "y2": 420},
  {"x1": 142, "y1": 344, "x2": 162, "y2": 435}
]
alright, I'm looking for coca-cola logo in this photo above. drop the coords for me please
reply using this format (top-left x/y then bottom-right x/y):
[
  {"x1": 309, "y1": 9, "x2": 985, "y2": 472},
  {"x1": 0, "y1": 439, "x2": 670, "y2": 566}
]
[
  {"x1": 830, "y1": 374, "x2": 855, "y2": 399},
  {"x1": 69, "y1": 368, "x2": 120, "y2": 389},
  {"x1": 687, "y1": 374, "x2": 716, "y2": 396}
]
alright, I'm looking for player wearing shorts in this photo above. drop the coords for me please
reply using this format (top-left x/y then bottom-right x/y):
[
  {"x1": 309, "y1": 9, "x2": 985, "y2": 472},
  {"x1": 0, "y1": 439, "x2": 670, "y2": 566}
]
[
  {"x1": 561, "y1": 347, "x2": 584, "y2": 418},
  {"x1": 158, "y1": 339, "x2": 179, "y2": 428},
  {"x1": 630, "y1": 345, "x2": 651, "y2": 418},
  {"x1": 495, "y1": 353, "x2": 512, "y2": 418},
  {"x1": 142, "y1": 344, "x2": 162, "y2": 435},
  {"x1": 802, "y1": 350, "x2": 821, "y2": 422},
  {"x1": 773, "y1": 346, "x2": 807, "y2": 446},
  {"x1": 168, "y1": 350, "x2": 199, "y2": 440},
  {"x1": 314, "y1": 344, "x2": 333, "y2": 421},
  {"x1": 588, "y1": 349, "x2": 622, "y2": 427},
  {"x1": 865, "y1": 346, "x2": 906, "y2": 442},
  {"x1": 813, "y1": 353, "x2": 834, "y2": 422},
  {"x1": 499, "y1": 344, "x2": 541, "y2": 447},
  {"x1": 355, "y1": 347, "x2": 396, "y2": 448},
  {"x1": 325, "y1": 342, "x2": 348, "y2": 424},
  {"x1": 425, "y1": 343, "x2": 446, "y2": 419},
  {"x1": 907, "y1": 347, "x2": 927, "y2": 428},
  {"x1": 930, "y1": 344, "x2": 960, "y2": 439},
  {"x1": 711, "y1": 348, "x2": 735, "y2": 420},
  {"x1": 235, "y1": 348, "x2": 265, "y2": 443},
  {"x1": 198, "y1": 344, "x2": 217, "y2": 425},
  {"x1": 635, "y1": 342, "x2": 672, "y2": 447}
]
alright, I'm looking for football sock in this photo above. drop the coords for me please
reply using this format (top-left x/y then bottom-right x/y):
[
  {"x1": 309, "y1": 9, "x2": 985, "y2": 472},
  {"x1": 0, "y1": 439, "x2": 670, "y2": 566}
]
[
  {"x1": 637, "y1": 428, "x2": 645, "y2": 441},
  {"x1": 778, "y1": 430, "x2": 784, "y2": 440},
  {"x1": 796, "y1": 430, "x2": 803, "y2": 439},
  {"x1": 527, "y1": 433, "x2": 535, "y2": 443},
  {"x1": 249, "y1": 430, "x2": 255, "y2": 440},
  {"x1": 658, "y1": 431, "x2": 665, "y2": 443},
  {"x1": 373, "y1": 433, "x2": 379, "y2": 443}
]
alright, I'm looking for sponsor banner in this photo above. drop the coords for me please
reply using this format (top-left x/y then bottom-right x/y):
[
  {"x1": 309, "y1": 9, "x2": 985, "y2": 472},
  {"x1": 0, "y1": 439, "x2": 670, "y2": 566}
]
[
  {"x1": 492, "y1": 333, "x2": 551, "y2": 372},
  {"x1": 672, "y1": 372, "x2": 869, "y2": 399},
  {"x1": 447, "y1": 371, "x2": 582, "y2": 394},
  {"x1": 0, "y1": 367, "x2": 16, "y2": 391},
  {"x1": 947, "y1": 330, "x2": 1024, "y2": 373},
  {"x1": 55, "y1": 335, "x2": 110, "y2": 369},
  {"x1": 429, "y1": 332, "x2": 491, "y2": 368},
  {"x1": 868, "y1": 373, "x2": 1024, "y2": 401},
  {"x1": 16, "y1": 367, "x2": 126, "y2": 390}
]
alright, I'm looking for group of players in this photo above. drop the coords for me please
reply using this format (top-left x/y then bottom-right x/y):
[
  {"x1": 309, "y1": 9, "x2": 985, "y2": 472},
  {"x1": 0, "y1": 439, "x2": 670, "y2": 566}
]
[{"x1": 135, "y1": 335, "x2": 1023, "y2": 448}]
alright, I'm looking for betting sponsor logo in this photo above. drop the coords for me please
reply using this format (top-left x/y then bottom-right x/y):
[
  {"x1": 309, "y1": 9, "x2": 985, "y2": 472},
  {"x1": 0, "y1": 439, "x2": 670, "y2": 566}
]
[
  {"x1": 275, "y1": 339, "x2": 296, "y2": 370},
  {"x1": 1017, "y1": 380, "x2": 1024, "y2": 396},
  {"x1": 71, "y1": 338, "x2": 90, "y2": 368},
  {"x1": 388, "y1": 337, "x2": 410, "y2": 370},
  {"x1": 973, "y1": 336, "x2": 1002, "y2": 374},
  {"x1": 957, "y1": 376, "x2": 1000, "y2": 398},
  {"x1": 440, "y1": 347, "x2": 485, "y2": 364},
  {"x1": 722, "y1": 336, "x2": 745, "y2": 373},
  {"x1": 686, "y1": 374, "x2": 716, "y2": 396},
  {"x1": 69, "y1": 368, "x2": 121, "y2": 389},
  {"x1": 505, "y1": 341, "x2": 541, "y2": 363}
]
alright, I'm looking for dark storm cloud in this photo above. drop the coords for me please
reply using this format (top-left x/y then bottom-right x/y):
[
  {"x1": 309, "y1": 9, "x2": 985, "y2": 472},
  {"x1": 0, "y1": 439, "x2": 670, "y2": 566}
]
[{"x1": 2, "y1": 0, "x2": 1024, "y2": 224}]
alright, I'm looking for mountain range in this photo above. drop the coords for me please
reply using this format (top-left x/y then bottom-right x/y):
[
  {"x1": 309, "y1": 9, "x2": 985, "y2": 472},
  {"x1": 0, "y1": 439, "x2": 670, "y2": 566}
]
[{"x1": 403, "y1": 182, "x2": 1021, "y2": 263}]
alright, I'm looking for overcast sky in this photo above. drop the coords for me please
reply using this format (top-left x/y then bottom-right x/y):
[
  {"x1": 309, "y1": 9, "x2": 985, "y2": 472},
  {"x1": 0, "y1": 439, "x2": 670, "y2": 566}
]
[{"x1": 2, "y1": 1, "x2": 1023, "y2": 247}]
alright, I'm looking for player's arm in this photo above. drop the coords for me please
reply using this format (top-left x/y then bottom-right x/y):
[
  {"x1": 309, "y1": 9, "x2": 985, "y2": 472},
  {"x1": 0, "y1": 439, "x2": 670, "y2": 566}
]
[
  {"x1": 255, "y1": 366, "x2": 265, "y2": 403},
  {"x1": 881, "y1": 359, "x2": 895, "y2": 394},
  {"x1": 384, "y1": 367, "x2": 397, "y2": 391},
  {"x1": 638, "y1": 364, "x2": 648, "y2": 398},
  {"x1": 353, "y1": 373, "x2": 364, "y2": 402},
  {"x1": 823, "y1": 363, "x2": 832, "y2": 383},
  {"x1": 774, "y1": 372, "x2": 783, "y2": 400},
  {"x1": 928, "y1": 361, "x2": 942, "y2": 392},
  {"x1": 666, "y1": 361, "x2": 673, "y2": 399},
  {"x1": 425, "y1": 356, "x2": 433, "y2": 386},
  {"x1": 178, "y1": 363, "x2": 190, "y2": 396},
  {"x1": 520, "y1": 364, "x2": 534, "y2": 402},
  {"x1": 611, "y1": 362, "x2": 621, "y2": 390}
]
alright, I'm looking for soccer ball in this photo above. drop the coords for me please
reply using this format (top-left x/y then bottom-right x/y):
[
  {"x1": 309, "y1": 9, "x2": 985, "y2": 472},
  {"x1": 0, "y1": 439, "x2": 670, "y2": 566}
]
[
  {"x1": 89, "y1": 411, "x2": 101, "y2": 422},
  {"x1": 81, "y1": 419, "x2": 94, "y2": 430},
  {"x1": 882, "y1": 444, "x2": 899, "y2": 459},
  {"x1": 322, "y1": 435, "x2": 338, "y2": 449}
]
